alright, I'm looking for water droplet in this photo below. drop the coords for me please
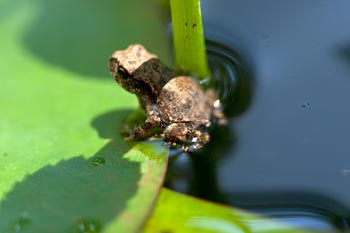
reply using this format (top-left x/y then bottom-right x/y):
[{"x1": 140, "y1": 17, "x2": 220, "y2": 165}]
[
  {"x1": 9, "y1": 216, "x2": 31, "y2": 232},
  {"x1": 75, "y1": 218, "x2": 101, "y2": 233},
  {"x1": 91, "y1": 157, "x2": 105, "y2": 167},
  {"x1": 302, "y1": 101, "x2": 311, "y2": 108}
]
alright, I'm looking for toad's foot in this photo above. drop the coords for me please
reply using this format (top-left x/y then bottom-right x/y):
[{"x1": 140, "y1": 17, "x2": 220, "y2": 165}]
[{"x1": 129, "y1": 117, "x2": 161, "y2": 140}]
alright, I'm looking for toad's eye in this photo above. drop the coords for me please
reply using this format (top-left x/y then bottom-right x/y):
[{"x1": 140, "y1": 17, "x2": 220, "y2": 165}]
[{"x1": 116, "y1": 66, "x2": 128, "y2": 79}]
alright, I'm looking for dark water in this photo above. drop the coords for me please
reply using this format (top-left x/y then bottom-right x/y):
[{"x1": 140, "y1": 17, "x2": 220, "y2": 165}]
[{"x1": 166, "y1": 0, "x2": 350, "y2": 231}]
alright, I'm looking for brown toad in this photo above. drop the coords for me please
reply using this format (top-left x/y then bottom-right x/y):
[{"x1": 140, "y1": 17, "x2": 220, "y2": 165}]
[{"x1": 109, "y1": 44, "x2": 226, "y2": 151}]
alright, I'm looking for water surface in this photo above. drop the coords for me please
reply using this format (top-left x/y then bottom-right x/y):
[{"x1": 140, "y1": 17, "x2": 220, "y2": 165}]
[{"x1": 167, "y1": 1, "x2": 350, "y2": 231}]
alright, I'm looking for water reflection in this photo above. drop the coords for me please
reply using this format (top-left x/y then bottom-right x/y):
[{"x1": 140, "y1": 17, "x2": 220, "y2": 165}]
[
  {"x1": 207, "y1": 41, "x2": 254, "y2": 117},
  {"x1": 227, "y1": 191, "x2": 349, "y2": 231}
]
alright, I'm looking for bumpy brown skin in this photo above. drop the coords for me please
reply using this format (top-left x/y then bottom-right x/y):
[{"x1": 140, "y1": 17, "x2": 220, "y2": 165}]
[{"x1": 109, "y1": 44, "x2": 226, "y2": 151}]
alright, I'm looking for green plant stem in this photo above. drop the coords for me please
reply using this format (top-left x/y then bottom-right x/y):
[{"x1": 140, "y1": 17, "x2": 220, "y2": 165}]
[{"x1": 170, "y1": 0, "x2": 210, "y2": 80}]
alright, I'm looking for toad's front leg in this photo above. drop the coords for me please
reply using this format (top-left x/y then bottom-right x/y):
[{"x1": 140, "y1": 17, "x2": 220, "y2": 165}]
[{"x1": 128, "y1": 110, "x2": 161, "y2": 140}]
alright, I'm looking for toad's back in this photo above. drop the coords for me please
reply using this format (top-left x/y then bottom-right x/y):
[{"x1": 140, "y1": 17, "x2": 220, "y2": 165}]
[{"x1": 156, "y1": 76, "x2": 211, "y2": 124}]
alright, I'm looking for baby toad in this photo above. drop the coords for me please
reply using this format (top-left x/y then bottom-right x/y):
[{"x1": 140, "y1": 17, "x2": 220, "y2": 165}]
[{"x1": 109, "y1": 44, "x2": 226, "y2": 151}]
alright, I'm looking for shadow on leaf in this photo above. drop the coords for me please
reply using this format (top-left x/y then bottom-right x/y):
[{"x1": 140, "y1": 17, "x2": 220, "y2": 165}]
[
  {"x1": 0, "y1": 109, "x2": 144, "y2": 232},
  {"x1": 22, "y1": 0, "x2": 168, "y2": 78}
]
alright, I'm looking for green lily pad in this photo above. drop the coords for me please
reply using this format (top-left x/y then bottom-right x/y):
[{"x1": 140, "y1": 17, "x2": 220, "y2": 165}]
[
  {"x1": 144, "y1": 189, "x2": 327, "y2": 233},
  {"x1": 0, "y1": 0, "x2": 170, "y2": 232}
]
